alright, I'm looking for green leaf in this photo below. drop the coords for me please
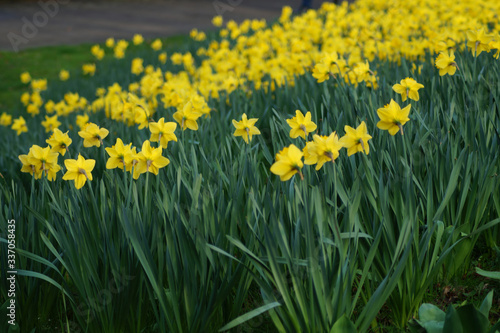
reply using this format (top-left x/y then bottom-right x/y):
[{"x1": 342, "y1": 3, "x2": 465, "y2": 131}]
[
  {"x1": 330, "y1": 315, "x2": 357, "y2": 333},
  {"x1": 218, "y1": 302, "x2": 281, "y2": 332},
  {"x1": 478, "y1": 290, "x2": 494, "y2": 318},
  {"x1": 416, "y1": 303, "x2": 446, "y2": 333},
  {"x1": 456, "y1": 304, "x2": 489, "y2": 333},
  {"x1": 443, "y1": 305, "x2": 463, "y2": 333}
]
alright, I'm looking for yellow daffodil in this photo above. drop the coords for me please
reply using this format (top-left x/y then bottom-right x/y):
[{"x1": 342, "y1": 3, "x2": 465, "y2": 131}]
[
  {"x1": 392, "y1": 78, "x2": 424, "y2": 102},
  {"x1": 78, "y1": 122, "x2": 109, "y2": 147},
  {"x1": 20, "y1": 72, "x2": 31, "y2": 84},
  {"x1": 133, "y1": 140, "x2": 170, "y2": 179},
  {"x1": 19, "y1": 153, "x2": 37, "y2": 177},
  {"x1": 21, "y1": 92, "x2": 30, "y2": 106},
  {"x1": 41, "y1": 115, "x2": 61, "y2": 133},
  {"x1": 151, "y1": 39, "x2": 162, "y2": 51},
  {"x1": 339, "y1": 121, "x2": 372, "y2": 156},
  {"x1": 105, "y1": 37, "x2": 115, "y2": 48},
  {"x1": 62, "y1": 154, "x2": 95, "y2": 189},
  {"x1": 27, "y1": 104, "x2": 40, "y2": 117},
  {"x1": 105, "y1": 138, "x2": 135, "y2": 171},
  {"x1": 286, "y1": 110, "x2": 317, "y2": 139},
  {"x1": 27, "y1": 145, "x2": 60, "y2": 181},
  {"x1": 76, "y1": 114, "x2": 90, "y2": 130},
  {"x1": 173, "y1": 101, "x2": 201, "y2": 131},
  {"x1": 12, "y1": 116, "x2": 28, "y2": 135},
  {"x1": 31, "y1": 79, "x2": 47, "y2": 92},
  {"x1": 376, "y1": 99, "x2": 411, "y2": 136},
  {"x1": 270, "y1": 144, "x2": 304, "y2": 181},
  {"x1": 435, "y1": 50, "x2": 458, "y2": 76},
  {"x1": 467, "y1": 28, "x2": 493, "y2": 56},
  {"x1": 46, "y1": 128, "x2": 72, "y2": 156},
  {"x1": 82, "y1": 63, "x2": 96, "y2": 76},
  {"x1": 59, "y1": 69, "x2": 70, "y2": 81},
  {"x1": 131, "y1": 58, "x2": 144, "y2": 75},
  {"x1": 232, "y1": 113, "x2": 261, "y2": 144},
  {"x1": 212, "y1": 15, "x2": 223, "y2": 27},
  {"x1": 158, "y1": 52, "x2": 167, "y2": 64},
  {"x1": 0, "y1": 112, "x2": 12, "y2": 126},
  {"x1": 133, "y1": 34, "x2": 144, "y2": 45},
  {"x1": 150, "y1": 117, "x2": 177, "y2": 148},
  {"x1": 91, "y1": 45, "x2": 105, "y2": 60},
  {"x1": 303, "y1": 132, "x2": 342, "y2": 170}
]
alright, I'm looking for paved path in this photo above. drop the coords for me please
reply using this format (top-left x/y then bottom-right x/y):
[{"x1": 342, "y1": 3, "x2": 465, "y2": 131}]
[{"x1": 0, "y1": 0, "x2": 329, "y2": 52}]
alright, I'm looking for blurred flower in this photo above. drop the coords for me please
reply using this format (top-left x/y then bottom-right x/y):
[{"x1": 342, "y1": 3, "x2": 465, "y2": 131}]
[
  {"x1": 158, "y1": 52, "x2": 167, "y2": 64},
  {"x1": 392, "y1": 78, "x2": 424, "y2": 102},
  {"x1": 20, "y1": 72, "x2": 31, "y2": 84},
  {"x1": 12, "y1": 116, "x2": 28, "y2": 135},
  {"x1": 131, "y1": 58, "x2": 144, "y2": 75},
  {"x1": 232, "y1": 113, "x2": 261, "y2": 144},
  {"x1": 105, "y1": 37, "x2": 115, "y2": 48},
  {"x1": 467, "y1": 28, "x2": 493, "y2": 56},
  {"x1": 151, "y1": 39, "x2": 162, "y2": 51},
  {"x1": 0, "y1": 112, "x2": 12, "y2": 126},
  {"x1": 435, "y1": 50, "x2": 458, "y2": 76},
  {"x1": 76, "y1": 113, "x2": 89, "y2": 130},
  {"x1": 212, "y1": 15, "x2": 223, "y2": 27},
  {"x1": 59, "y1": 69, "x2": 70, "y2": 81},
  {"x1": 173, "y1": 101, "x2": 201, "y2": 131},
  {"x1": 91, "y1": 45, "x2": 105, "y2": 60},
  {"x1": 82, "y1": 63, "x2": 96, "y2": 76},
  {"x1": 133, "y1": 34, "x2": 144, "y2": 45},
  {"x1": 27, "y1": 104, "x2": 40, "y2": 117},
  {"x1": 31, "y1": 79, "x2": 47, "y2": 92},
  {"x1": 41, "y1": 115, "x2": 61, "y2": 133}
]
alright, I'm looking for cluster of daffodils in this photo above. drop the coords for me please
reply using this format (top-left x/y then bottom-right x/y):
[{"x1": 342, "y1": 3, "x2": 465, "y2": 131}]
[
  {"x1": 435, "y1": 28, "x2": 500, "y2": 76},
  {"x1": 18, "y1": 117, "x2": 176, "y2": 189},
  {"x1": 7, "y1": 0, "x2": 500, "y2": 189},
  {"x1": 269, "y1": 76, "x2": 423, "y2": 182},
  {"x1": 7, "y1": 0, "x2": 500, "y2": 142},
  {"x1": 270, "y1": 112, "x2": 373, "y2": 181}
]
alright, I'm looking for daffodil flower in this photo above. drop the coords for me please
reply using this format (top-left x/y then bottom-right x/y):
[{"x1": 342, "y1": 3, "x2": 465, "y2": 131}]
[
  {"x1": 133, "y1": 140, "x2": 170, "y2": 179},
  {"x1": 286, "y1": 110, "x2": 317, "y2": 140},
  {"x1": 232, "y1": 113, "x2": 261, "y2": 144},
  {"x1": 270, "y1": 144, "x2": 304, "y2": 181},
  {"x1": 78, "y1": 122, "x2": 109, "y2": 148},
  {"x1": 46, "y1": 128, "x2": 72, "y2": 156},
  {"x1": 303, "y1": 132, "x2": 342, "y2": 170},
  {"x1": 376, "y1": 99, "x2": 411, "y2": 136},
  {"x1": 62, "y1": 154, "x2": 96, "y2": 189},
  {"x1": 339, "y1": 121, "x2": 372, "y2": 156},
  {"x1": 392, "y1": 78, "x2": 424, "y2": 102}
]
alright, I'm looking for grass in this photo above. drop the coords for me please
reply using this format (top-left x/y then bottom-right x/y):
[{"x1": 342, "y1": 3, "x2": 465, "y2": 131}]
[{"x1": 0, "y1": 35, "x2": 189, "y2": 112}]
